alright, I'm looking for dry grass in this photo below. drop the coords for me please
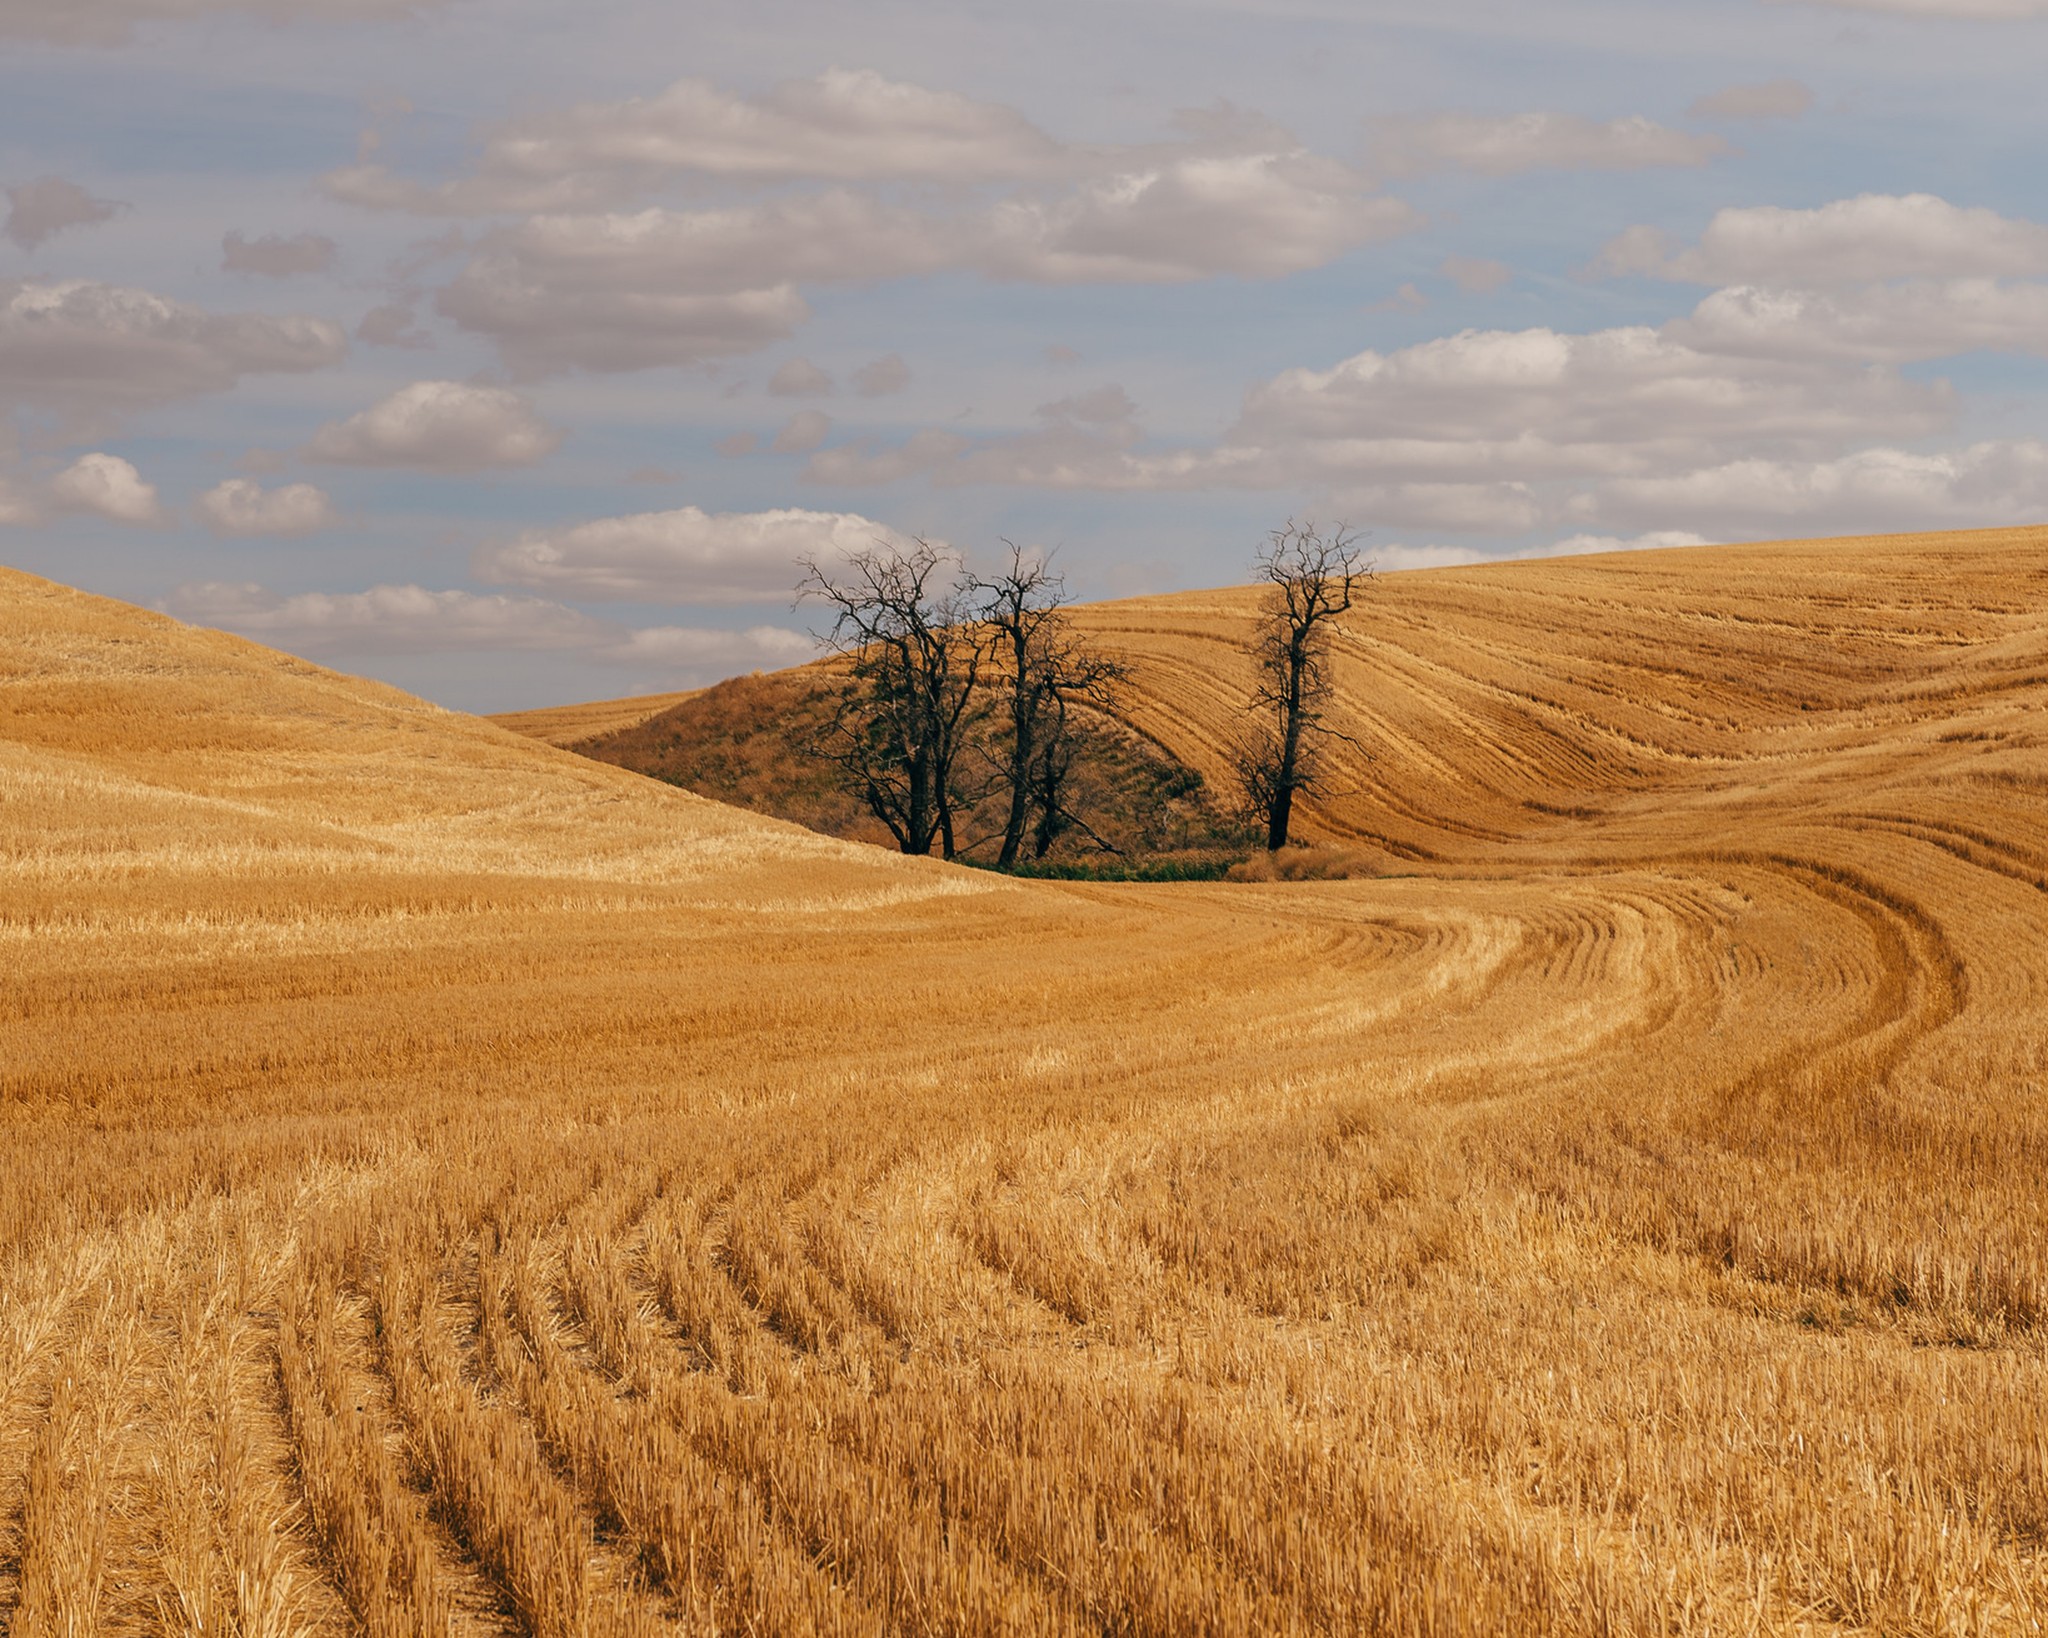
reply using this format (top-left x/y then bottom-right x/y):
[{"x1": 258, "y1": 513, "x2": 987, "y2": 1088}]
[
  {"x1": 490, "y1": 689, "x2": 706, "y2": 748},
  {"x1": 4, "y1": 528, "x2": 2048, "y2": 1634}
]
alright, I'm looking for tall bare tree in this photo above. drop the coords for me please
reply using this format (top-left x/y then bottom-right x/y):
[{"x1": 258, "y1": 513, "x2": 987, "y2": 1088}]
[
  {"x1": 799, "y1": 540, "x2": 986, "y2": 858},
  {"x1": 974, "y1": 545, "x2": 1128, "y2": 868},
  {"x1": 1232, "y1": 520, "x2": 1369, "y2": 851}
]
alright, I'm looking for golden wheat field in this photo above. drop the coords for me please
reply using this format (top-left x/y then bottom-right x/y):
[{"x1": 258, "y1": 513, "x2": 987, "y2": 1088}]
[{"x1": 4, "y1": 527, "x2": 2047, "y2": 1636}]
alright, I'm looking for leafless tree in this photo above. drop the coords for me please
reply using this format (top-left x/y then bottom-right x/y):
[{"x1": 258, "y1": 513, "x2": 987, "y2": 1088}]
[
  {"x1": 974, "y1": 544, "x2": 1127, "y2": 867},
  {"x1": 1232, "y1": 520, "x2": 1369, "y2": 851},
  {"x1": 799, "y1": 540, "x2": 986, "y2": 858}
]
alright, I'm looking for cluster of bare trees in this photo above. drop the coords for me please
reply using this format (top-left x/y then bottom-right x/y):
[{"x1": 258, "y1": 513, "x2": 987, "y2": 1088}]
[
  {"x1": 800, "y1": 541, "x2": 1125, "y2": 866},
  {"x1": 801, "y1": 518, "x2": 1367, "y2": 864}
]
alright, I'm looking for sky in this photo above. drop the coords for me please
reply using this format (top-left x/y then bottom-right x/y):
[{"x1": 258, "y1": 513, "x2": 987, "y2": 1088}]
[{"x1": 4, "y1": 0, "x2": 2047, "y2": 711}]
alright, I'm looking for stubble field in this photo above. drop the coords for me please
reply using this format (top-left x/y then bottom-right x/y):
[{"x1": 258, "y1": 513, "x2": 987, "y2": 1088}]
[{"x1": 3, "y1": 528, "x2": 2046, "y2": 1635}]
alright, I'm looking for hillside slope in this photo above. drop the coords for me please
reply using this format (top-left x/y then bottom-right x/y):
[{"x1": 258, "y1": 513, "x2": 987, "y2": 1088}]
[{"x1": 7, "y1": 538, "x2": 2048, "y2": 1634}]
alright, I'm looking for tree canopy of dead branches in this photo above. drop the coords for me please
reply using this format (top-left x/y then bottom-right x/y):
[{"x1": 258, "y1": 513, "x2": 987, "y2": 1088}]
[
  {"x1": 800, "y1": 539, "x2": 1128, "y2": 864},
  {"x1": 1232, "y1": 520, "x2": 1370, "y2": 851}
]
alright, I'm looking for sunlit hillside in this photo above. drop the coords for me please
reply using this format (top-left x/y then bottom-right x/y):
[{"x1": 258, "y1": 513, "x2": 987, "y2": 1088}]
[{"x1": 8, "y1": 531, "x2": 2048, "y2": 1635}]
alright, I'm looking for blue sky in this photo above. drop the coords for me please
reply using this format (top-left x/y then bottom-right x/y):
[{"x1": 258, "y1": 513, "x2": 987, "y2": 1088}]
[{"x1": 4, "y1": 0, "x2": 2047, "y2": 710}]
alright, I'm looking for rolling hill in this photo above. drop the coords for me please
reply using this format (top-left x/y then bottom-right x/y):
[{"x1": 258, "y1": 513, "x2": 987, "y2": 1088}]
[{"x1": 7, "y1": 530, "x2": 2048, "y2": 1635}]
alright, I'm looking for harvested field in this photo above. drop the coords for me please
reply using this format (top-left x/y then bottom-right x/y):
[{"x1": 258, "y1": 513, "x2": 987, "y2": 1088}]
[{"x1": 5, "y1": 527, "x2": 2048, "y2": 1634}]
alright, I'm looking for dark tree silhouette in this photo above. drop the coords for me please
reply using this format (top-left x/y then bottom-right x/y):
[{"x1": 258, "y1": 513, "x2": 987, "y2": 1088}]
[
  {"x1": 799, "y1": 540, "x2": 986, "y2": 858},
  {"x1": 974, "y1": 545, "x2": 1128, "y2": 868},
  {"x1": 1232, "y1": 520, "x2": 1369, "y2": 851}
]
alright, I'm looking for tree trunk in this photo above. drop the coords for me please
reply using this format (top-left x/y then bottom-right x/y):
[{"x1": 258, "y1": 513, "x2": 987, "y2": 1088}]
[{"x1": 1266, "y1": 785, "x2": 1294, "y2": 851}]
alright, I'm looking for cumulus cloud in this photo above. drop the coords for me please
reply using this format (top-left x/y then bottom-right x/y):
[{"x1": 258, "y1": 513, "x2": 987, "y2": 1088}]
[
  {"x1": 852, "y1": 353, "x2": 911, "y2": 396},
  {"x1": 1585, "y1": 441, "x2": 2048, "y2": 532},
  {"x1": 325, "y1": 69, "x2": 1066, "y2": 213},
  {"x1": 1671, "y1": 278, "x2": 2048, "y2": 361},
  {"x1": 484, "y1": 67, "x2": 1063, "y2": 208},
  {"x1": 435, "y1": 228, "x2": 808, "y2": 375},
  {"x1": 195, "y1": 476, "x2": 337, "y2": 537},
  {"x1": 768, "y1": 357, "x2": 833, "y2": 396},
  {"x1": 771, "y1": 410, "x2": 832, "y2": 454},
  {"x1": 166, "y1": 576, "x2": 816, "y2": 678},
  {"x1": 474, "y1": 504, "x2": 914, "y2": 602},
  {"x1": 432, "y1": 160, "x2": 1411, "y2": 375},
  {"x1": 49, "y1": 452, "x2": 162, "y2": 523},
  {"x1": 822, "y1": 324, "x2": 1949, "y2": 513},
  {"x1": 1227, "y1": 327, "x2": 1947, "y2": 480},
  {"x1": 0, "y1": 0, "x2": 440, "y2": 47},
  {"x1": 1596, "y1": 193, "x2": 2048, "y2": 285},
  {"x1": 5, "y1": 177, "x2": 122, "y2": 249},
  {"x1": 305, "y1": 379, "x2": 561, "y2": 470},
  {"x1": 0, "y1": 279, "x2": 346, "y2": 423},
  {"x1": 1514, "y1": 529, "x2": 1715, "y2": 558},
  {"x1": 984, "y1": 150, "x2": 1413, "y2": 283},
  {"x1": 221, "y1": 230, "x2": 338, "y2": 276},
  {"x1": 1369, "y1": 112, "x2": 1730, "y2": 177},
  {"x1": 604, "y1": 624, "x2": 818, "y2": 670},
  {"x1": 1688, "y1": 80, "x2": 1815, "y2": 120},
  {"x1": 168, "y1": 580, "x2": 612, "y2": 655},
  {"x1": 331, "y1": 71, "x2": 1414, "y2": 374}
]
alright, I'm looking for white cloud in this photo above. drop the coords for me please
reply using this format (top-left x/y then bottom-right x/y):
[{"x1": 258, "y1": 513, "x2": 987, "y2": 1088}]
[
  {"x1": 221, "y1": 230, "x2": 338, "y2": 276},
  {"x1": 832, "y1": 324, "x2": 1947, "y2": 506},
  {"x1": 5, "y1": 177, "x2": 122, "y2": 249},
  {"x1": 0, "y1": 280, "x2": 346, "y2": 424},
  {"x1": 430, "y1": 158, "x2": 1412, "y2": 376},
  {"x1": 195, "y1": 477, "x2": 337, "y2": 537},
  {"x1": 474, "y1": 504, "x2": 914, "y2": 602},
  {"x1": 334, "y1": 73, "x2": 1413, "y2": 374},
  {"x1": 1227, "y1": 326, "x2": 1950, "y2": 482},
  {"x1": 1585, "y1": 441, "x2": 2048, "y2": 531},
  {"x1": 49, "y1": 452, "x2": 162, "y2": 524},
  {"x1": 852, "y1": 353, "x2": 911, "y2": 396},
  {"x1": 603, "y1": 624, "x2": 818, "y2": 670},
  {"x1": 1597, "y1": 193, "x2": 2048, "y2": 285},
  {"x1": 1367, "y1": 543, "x2": 1490, "y2": 572},
  {"x1": 435, "y1": 223, "x2": 809, "y2": 375},
  {"x1": 1512, "y1": 529, "x2": 1715, "y2": 558},
  {"x1": 1318, "y1": 481, "x2": 1543, "y2": 533},
  {"x1": 305, "y1": 379, "x2": 561, "y2": 470},
  {"x1": 771, "y1": 409, "x2": 832, "y2": 454},
  {"x1": 166, "y1": 576, "x2": 815, "y2": 679},
  {"x1": 1370, "y1": 112, "x2": 1730, "y2": 177},
  {"x1": 1671, "y1": 278, "x2": 2048, "y2": 361},
  {"x1": 1688, "y1": 80, "x2": 1814, "y2": 120},
  {"x1": 462, "y1": 67, "x2": 1066, "y2": 206},
  {"x1": 981, "y1": 151, "x2": 1415, "y2": 283},
  {"x1": 768, "y1": 357, "x2": 834, "y2": 396},
  {"x1": 168, "y1": 580, "x2": 611, "y2": 655},
  {"x1": 0, "y1": 0, "x2": 440, "y2": 47}
]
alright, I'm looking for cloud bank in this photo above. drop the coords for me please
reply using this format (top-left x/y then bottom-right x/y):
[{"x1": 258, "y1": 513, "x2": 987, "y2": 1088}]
[
  {"x1": 475, "y1": 504, "x2": 914, "y2": 602},
  {"x1": 306, "y1": 380, "x2": 561, "y2": 470}
]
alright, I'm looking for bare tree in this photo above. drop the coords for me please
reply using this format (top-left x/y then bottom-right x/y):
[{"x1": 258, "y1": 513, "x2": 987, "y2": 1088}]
[
  {"x1": 1232, "y1": 520, "x2": 1369, "y2": 851},
  {"x1": 799, "y1": 540, "x2": 987, "y2": 858},
  {"x1": 974, "y1": 545, "x2": 1128, "y2": 868}
]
